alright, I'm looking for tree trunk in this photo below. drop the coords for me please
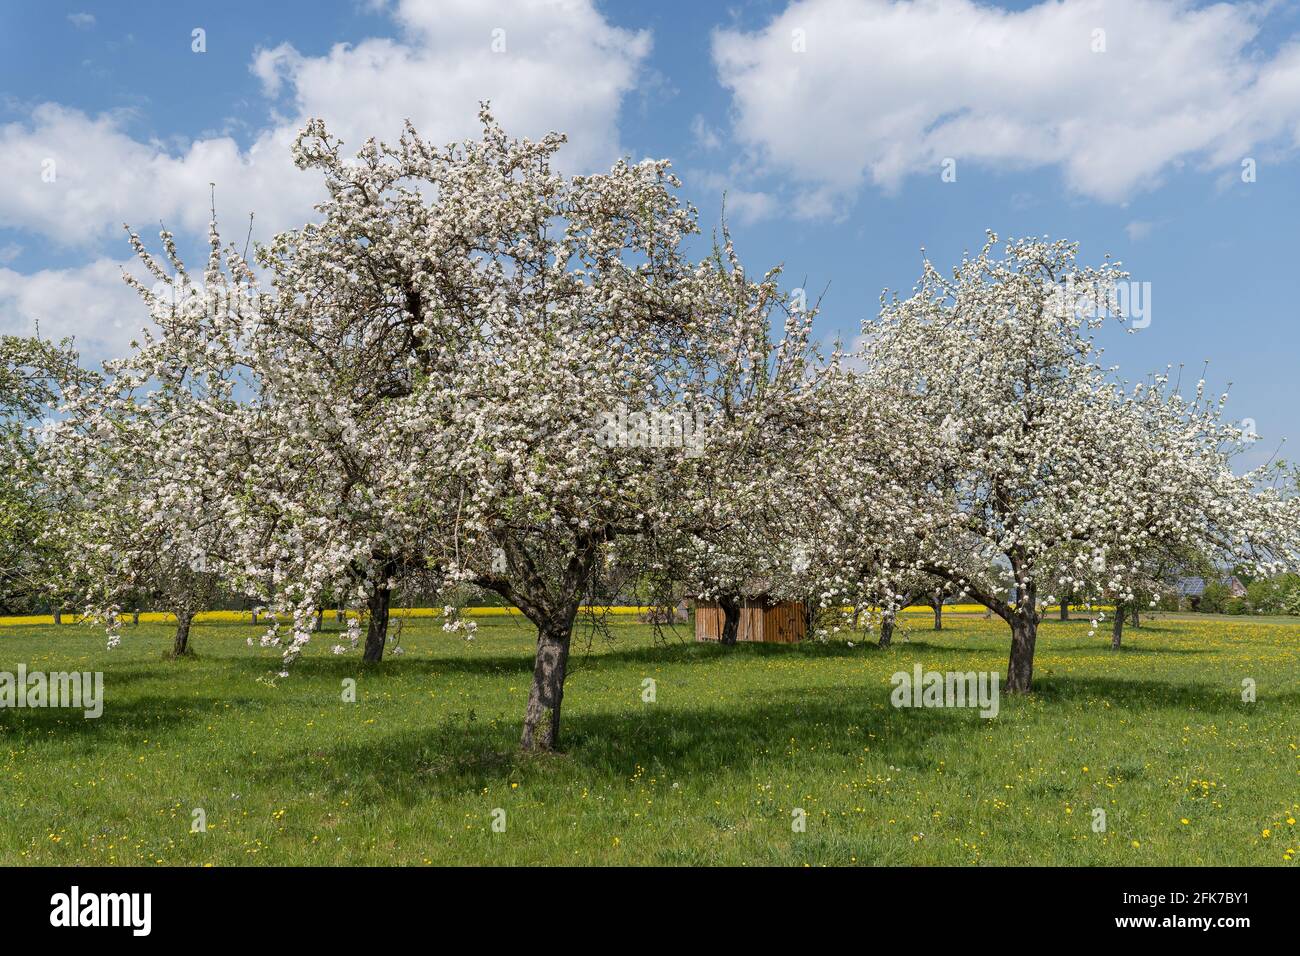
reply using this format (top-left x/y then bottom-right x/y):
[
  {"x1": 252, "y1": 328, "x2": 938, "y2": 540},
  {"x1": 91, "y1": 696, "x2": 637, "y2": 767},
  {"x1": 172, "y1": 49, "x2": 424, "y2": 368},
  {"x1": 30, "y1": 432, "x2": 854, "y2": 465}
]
[
  {"x1": 1130, "y1": 605, "x2": 1140, "y2": 627},
  {"x1": 171, "y1": 611, "x2": 194, "y2": 657},
  {"x1": 336, "y1": 605, "x2": 345, "y2": 624},
  {"x1": 363, "y1": 579, "x2": 391, "y2": 662},
  {"x1": 52, "y1": 608, "x2": 62, "y2": 625},
  {"x1": 1111, "y1": 604, "x2": 1124, "y2": 650},
  {"x1": 132, "y1": 609, "x2": 140, "y2": 626},
  {"x1": 932, "y1": 596, "x2": 943, "y2": 631},
  {"x1": 314, "y1": 608, "x2": 324, "y2": 632},
  {"x1": 521, "y1": 621, "x2": 573, "y2": 752},
  {"x1": 878, "y1": 612, "x2": 895, "y2": 648},
  {"x1": 1005, "y1": 614, "x2": 1038, "y2": 692},
  {"x1": 718, "y1": 595, "x2": 741, "y2": 646},
  {"x1": 1059, "y1": 601, "x2": 1069, "y2": 621}
]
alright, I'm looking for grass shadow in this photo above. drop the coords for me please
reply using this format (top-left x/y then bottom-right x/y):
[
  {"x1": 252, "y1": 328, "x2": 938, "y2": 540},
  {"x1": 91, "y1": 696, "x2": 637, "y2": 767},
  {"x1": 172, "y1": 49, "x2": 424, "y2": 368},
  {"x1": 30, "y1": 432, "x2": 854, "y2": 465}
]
[
  {"x1": 0, "y1": 691, "x2": 251, "y2": 746},
  {"x1": 235, "y1": 684, "x2": 998, "y2": 806},
  {"x1": 1030, "y1": 674, "x2": 1298, "y2": 712}
]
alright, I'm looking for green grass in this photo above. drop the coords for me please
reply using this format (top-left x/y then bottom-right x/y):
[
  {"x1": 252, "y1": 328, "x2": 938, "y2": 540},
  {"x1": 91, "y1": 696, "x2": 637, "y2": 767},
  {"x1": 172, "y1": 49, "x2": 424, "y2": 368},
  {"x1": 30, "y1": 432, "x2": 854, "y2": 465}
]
[{"x1": 1, "y1": 613, "x2": 1297, "y2": 865}]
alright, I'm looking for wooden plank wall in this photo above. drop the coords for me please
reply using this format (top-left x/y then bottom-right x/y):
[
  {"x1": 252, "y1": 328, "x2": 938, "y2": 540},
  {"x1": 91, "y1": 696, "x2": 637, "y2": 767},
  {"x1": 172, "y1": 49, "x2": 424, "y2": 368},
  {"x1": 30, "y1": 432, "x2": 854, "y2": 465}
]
[
  {"x1": 695, "y1": 601, "x2": 724, "y2": 641},
  {"x1": 761, "y1": 602, "x2": 807, "y2": 643},
  {"x1": 738, "y1": 601, "x2": 763, "y2": 642},
  {"x1": 695, "y1": 600, "x2": 806, "y2": 643}
]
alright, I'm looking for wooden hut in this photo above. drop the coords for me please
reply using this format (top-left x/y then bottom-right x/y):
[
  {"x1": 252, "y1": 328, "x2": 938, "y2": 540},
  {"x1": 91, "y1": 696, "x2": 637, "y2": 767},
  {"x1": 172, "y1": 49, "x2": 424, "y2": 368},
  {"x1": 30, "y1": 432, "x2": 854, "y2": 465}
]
[{"x1": 694, "y1": 597, "x2": 806, "y2": 644}]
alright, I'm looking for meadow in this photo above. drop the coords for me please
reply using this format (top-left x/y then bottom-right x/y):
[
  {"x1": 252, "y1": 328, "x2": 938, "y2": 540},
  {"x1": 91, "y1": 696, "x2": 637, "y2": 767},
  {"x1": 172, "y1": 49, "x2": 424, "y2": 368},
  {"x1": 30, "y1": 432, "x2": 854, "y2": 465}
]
[{"x1": 1, "y1": 612, "x2": 1296, "y2": 866}]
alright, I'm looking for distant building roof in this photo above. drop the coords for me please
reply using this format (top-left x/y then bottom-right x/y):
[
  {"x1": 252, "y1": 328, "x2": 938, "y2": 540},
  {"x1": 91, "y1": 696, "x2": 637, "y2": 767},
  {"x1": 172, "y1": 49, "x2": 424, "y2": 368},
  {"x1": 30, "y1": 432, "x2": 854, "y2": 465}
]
[{"x1": 1175, "y1": 576, "x2": 1206, "y2": 596}]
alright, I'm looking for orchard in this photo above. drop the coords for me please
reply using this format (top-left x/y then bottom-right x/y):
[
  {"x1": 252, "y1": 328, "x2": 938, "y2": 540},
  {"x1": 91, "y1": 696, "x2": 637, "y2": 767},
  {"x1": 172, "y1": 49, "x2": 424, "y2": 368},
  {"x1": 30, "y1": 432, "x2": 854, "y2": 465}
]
[{"x1": 4, "y1": 112, "x2": 1298, "y2": 771}]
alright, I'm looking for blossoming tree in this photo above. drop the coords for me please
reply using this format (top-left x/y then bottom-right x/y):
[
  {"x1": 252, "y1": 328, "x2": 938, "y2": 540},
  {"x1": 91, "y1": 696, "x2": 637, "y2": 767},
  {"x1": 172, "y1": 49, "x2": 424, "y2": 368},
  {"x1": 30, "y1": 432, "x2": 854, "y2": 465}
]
[
  {"x1": 41, "y1": 232, "x2": 245, "y2": 657},
  {"x1": 813, "y1": 234, "x2": 1300, "y2": 691},
  {"x1": 662, "y1": 231, "x2": 829, "y2": 645},
  {"x1": 1, "y1": 334, "x2": 91, "y2": 615},
  {"x1": 396, "y1": 121, "x2": 821, "y2": 749},
  {"x1": 78, "y1": 107, "x2": 821, "y2": 752}
]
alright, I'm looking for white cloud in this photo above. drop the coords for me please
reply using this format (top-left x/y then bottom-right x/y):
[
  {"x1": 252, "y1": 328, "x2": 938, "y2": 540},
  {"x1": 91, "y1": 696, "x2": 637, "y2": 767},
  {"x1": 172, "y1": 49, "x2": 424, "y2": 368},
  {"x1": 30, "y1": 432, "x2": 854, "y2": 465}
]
[
  {"x1": 0, "y1": 0, "x2": 652, "y2": 361},
  {"x1": 724, "y1": 188, "x2": 779, "y2": 226},
  {"x1": 67, "y1": 13, "x2": 95, "y2": 30},
  {"x1": 0, "y1": 104, "x2": 318, "y2": 248},
  {"x1": 690, "y1": 114, "x2": 723, "y2": 151},
  {"x1": 689, "y1": 170, "x2": 779, "y2": 225},
  {"x1": 1125, "y1": 220, "x2": 1156, "y2": 242},
  {"x1": 253, "y1": 0, "x2": 649, "y2": 175},
  {"x1": 3, "y1": 1, "x2": 648, "y2": 249},
  {"x1": 0, "y1": 258, "x2": 147, "y2": 359},
  {"x1": 713, "y1": 0, "x2": 1300, "y2": 207}
]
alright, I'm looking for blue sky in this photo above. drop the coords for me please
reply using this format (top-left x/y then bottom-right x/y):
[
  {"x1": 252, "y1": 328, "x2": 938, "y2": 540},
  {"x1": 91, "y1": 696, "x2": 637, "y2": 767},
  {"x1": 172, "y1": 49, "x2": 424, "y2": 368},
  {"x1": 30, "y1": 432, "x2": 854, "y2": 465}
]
[{"x1": 2, "y1": 0, "x2": 1299, "y2": 467}]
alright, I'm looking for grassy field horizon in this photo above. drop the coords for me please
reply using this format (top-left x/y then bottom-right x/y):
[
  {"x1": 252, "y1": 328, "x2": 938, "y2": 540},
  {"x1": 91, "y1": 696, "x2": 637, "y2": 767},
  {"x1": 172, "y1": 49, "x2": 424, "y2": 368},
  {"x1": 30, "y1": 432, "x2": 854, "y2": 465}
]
[{"x1": 1, "y1": 613, "x2": 1296, "y2": 866}]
